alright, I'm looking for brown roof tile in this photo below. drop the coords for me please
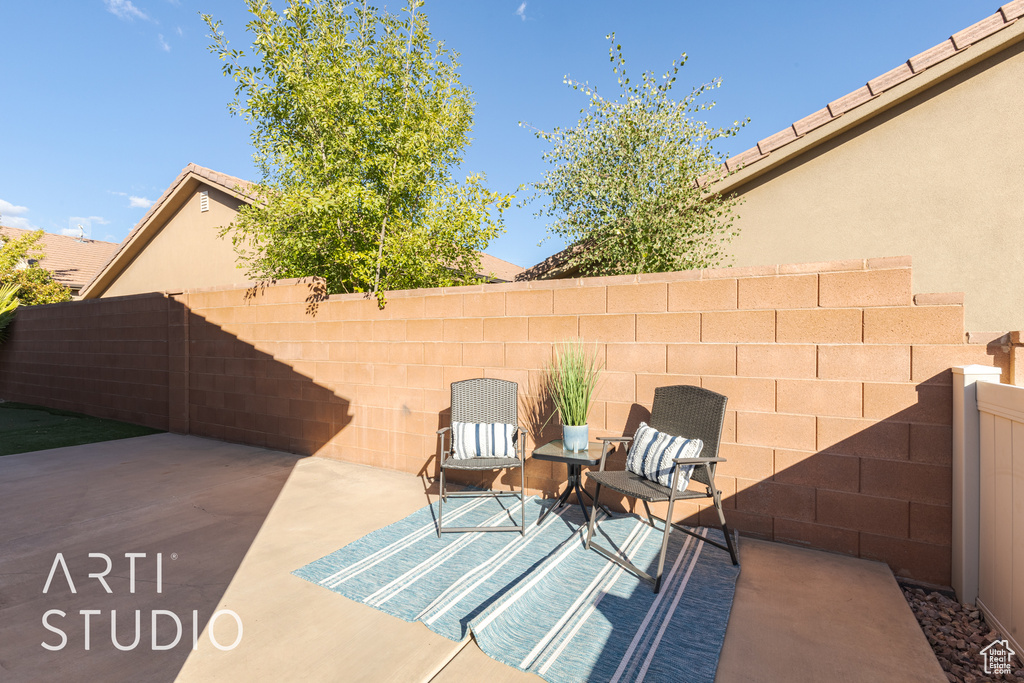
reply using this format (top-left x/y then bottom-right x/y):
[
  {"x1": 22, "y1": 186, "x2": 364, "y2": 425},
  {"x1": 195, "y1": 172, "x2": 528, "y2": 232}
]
[
  {"x1": 908, "y1": 37, "x2": 960, "y2": 73},
  {"x1": 952, "y1": 13, "x2": 1008, "y2": 49},
  {"x1": 725, "y1": 147, "x2": 767, "y2": 172},
  {"x1": 867, "y1": 62, "x2": 915, "y2": 96},
  {"x1": 792, "y1": 107, "x2": 833, "y2": 136},
  {"x1": 828, "y1": 85, "x2": 875, "y2": 117},
  {"x1": 0, "y1": 226, "x2": 119, "y2": 290},
  {"x1": 1001, "y1": 1, "x2": 1024, "y2": 21},
  {"x1": 719, "y1": 7, "x2": 1021, "y2": 185},
  {"x1": 757, "y1": 126, "x2": 799, "y2": 155}
]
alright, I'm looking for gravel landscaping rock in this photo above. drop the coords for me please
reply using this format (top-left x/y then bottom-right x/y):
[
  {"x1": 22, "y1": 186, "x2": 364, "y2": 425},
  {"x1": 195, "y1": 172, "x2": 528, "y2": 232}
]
[{"x1": 901, "y1": 583, "x2": 1023, "y2": 682}]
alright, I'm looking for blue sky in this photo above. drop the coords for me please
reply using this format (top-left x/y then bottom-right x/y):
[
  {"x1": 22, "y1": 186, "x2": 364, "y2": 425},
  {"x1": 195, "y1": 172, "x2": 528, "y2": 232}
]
[{"x1": 0, "y1": 1, "x2": 992, "y2": 269}]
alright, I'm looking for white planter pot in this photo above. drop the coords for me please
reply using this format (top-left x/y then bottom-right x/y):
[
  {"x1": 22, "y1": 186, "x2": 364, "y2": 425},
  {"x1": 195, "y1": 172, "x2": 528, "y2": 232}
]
[{"x1": 562, "y1": 425, "x2": 589, "y2": 453}]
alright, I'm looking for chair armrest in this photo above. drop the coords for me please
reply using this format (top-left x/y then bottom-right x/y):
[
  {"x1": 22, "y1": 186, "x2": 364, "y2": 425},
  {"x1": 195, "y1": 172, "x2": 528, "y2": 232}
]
[
  {"x1": 598, "y1": 436, "x2": 633, "y2": 443},
  {"x1": 672, "y1": 456, "x2": 725, "y2": 464},
  {"x1": 437, "y1": 427, "x2": 451, "y2": 435}
]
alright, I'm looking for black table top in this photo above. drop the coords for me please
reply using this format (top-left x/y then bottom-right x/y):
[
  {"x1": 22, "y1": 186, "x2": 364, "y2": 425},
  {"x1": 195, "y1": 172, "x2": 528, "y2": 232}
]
[{"x1": 531, "y1": 439, "x2": 605, "y2": 465}]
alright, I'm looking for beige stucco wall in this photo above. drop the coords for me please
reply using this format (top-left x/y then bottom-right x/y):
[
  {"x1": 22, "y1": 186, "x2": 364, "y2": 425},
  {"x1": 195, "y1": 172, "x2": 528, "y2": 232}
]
[
  {"x1": 102, "y1": 185, "x2": 247, "y2": 298},
  {"x1": 726, "y1": 40, "x2": 1024, "y2": 332}
]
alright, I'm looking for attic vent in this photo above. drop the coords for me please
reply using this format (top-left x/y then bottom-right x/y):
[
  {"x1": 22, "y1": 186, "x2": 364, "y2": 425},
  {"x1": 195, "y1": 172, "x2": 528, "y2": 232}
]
[{"x1": 200, "y1": 190, "x2": 209, "y2": 213}]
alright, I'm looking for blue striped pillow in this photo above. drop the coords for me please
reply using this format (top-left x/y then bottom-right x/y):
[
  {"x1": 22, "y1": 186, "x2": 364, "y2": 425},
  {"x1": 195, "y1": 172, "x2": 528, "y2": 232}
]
[
  {"x1": 625, "y1": 422, "x2": 704, "y2": 491},
  {"x1": 451, "y1": 422, "x2": 516, "y2": 459}
]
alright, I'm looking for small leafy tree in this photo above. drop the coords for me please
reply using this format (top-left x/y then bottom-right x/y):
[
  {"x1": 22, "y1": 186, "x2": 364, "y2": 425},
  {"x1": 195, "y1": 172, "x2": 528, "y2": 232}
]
[
  {"x1": 0, "y1": 229, "x2": 72, "y2": 306},
  {"x1": 0, "y1": 283, "x2": 19, "y2": 345},
  {"x1": 203, "y1": 0, "x2": 512, "y2": 305},
  {"x1": 526, "y1": 35, "x2": 747, "y2": 277}
]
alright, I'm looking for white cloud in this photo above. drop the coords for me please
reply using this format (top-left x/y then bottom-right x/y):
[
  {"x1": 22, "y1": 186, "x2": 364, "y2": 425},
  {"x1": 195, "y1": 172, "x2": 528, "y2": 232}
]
[
  {"x1": 158, "y1": 33, "x2": 170, "y2": 51},
  {"x1": 0, "y1": 198, "x2": 29, "y2": 216},
  {"x1": 2, "y1": 216, "x2": 37, "y2": 230},
  {"x1": 515, "y1": 2, "x2": 527, "y2": 20},
  {"x1": 0, "y1": 198, "x2": 37, "y2": 230},
  {"x1": 129, "y1": 196, "x2": 154, "y2": 209},
  {"x1": 104, "y1": 0, "x2": 149, "y2": 22},
  {"x1": 175, "y1": 26, "x2": 183, "y2": 37}
]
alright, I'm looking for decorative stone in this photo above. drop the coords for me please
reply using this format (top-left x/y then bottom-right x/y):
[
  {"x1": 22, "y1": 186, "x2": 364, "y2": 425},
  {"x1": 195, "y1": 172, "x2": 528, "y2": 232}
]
[{"x1": 901, "y1": 583, "x2": 1023, "y2": 683}]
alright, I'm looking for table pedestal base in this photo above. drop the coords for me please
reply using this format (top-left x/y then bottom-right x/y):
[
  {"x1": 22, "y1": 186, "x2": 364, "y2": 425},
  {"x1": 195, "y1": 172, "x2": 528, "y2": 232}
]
[{"x1": 536, "y1": 464, "x2": 611, "y2": 525}]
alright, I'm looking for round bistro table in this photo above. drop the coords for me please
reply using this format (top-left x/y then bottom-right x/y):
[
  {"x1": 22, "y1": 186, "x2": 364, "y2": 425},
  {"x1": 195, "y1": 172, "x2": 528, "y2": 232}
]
[{"x1": 531, "y1": 439, "x2": 613, "y2": 524}]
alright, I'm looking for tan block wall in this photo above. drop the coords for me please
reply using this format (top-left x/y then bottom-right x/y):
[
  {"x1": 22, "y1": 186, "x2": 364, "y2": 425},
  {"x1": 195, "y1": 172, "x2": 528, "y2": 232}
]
[
  {"x1": 0, "y1": 293, "x2": 171, "y2": 429},
  {"x1": 725, "y1": 39, "x2": 1024, "y2": 332},
  {"x1": 0, "y1": 261, "x2": 1010, "y2": 586}
]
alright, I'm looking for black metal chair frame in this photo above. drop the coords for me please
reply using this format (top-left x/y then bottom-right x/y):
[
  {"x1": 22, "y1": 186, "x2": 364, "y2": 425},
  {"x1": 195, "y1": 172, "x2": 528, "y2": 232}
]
[
  {"x1": 436, "y1": 378, "x2": 526, "y2": 537},
  {"x1": 584, "y1": 385, "x2": 739, "y2": 593}
]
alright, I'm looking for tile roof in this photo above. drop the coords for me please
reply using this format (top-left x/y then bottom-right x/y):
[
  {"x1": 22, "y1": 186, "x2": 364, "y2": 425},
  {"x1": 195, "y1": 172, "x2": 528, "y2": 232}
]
[
  {"x1": 0, "y1": 225, "x2": 120, "y2": 290},
  {"x1": 520, "y1": 4, "x2": 1024, "y2": 280},
  {"x1": 477, "y1": 252, "x2": 524, "y2": 282},
  {"x1": 715, "y1": 2, "x2": 1024, "y2": 184}
]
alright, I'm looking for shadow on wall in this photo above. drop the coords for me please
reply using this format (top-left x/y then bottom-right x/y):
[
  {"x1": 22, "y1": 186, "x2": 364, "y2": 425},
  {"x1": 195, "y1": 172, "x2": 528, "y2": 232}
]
[
  {"x1": 519, "y1": 373, "x2": 962, "y2": 586},
  {"x1": 0, "y1": 286, "x2": 356, "y2": 681},
  {"x1": 186, "y1": 306, "x2": 353, "y2": 455}
]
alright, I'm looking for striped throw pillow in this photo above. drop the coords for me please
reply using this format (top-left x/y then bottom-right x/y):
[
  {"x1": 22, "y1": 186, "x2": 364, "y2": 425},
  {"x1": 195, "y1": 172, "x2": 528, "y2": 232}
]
[
  {"x1": 625, "y1": 422, "x2": 704, "y2": 491},
  {"x1": 451, "y1": 422, "x2": 517, "y2": 459}
]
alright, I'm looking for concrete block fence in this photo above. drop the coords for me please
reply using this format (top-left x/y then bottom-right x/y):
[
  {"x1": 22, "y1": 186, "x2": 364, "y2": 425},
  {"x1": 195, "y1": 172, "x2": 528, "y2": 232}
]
[{"x1": 0, "y1": 257, "x2": 1009, "y2": 585}]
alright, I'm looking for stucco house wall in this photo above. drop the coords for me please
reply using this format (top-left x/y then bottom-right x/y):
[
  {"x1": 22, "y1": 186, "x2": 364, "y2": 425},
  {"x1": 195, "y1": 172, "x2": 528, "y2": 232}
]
[
  {"x1": 102, "y1": 185, "x2": 248, "y2": 298},
  {"x1": 720, "y1": 15, "x2": 1024, "y2": 333}
]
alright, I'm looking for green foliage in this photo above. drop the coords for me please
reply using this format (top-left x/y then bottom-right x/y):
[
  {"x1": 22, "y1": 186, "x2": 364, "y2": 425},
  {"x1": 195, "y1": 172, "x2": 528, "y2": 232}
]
[
  {"x1": 544, "y1": 340, "x2": 603, "y2": 427},
  {"x1": 525, "y1": 35, "x2": 747, "y2": 277},
  {"x1": 0, "y1": 282, "x2": 19, "y2": 345},
  {"x1": 0, "y1": 229, "x2": 73, "y2": 307},
  {"x1": 203, "y1": 0, "x2": 512, "y2": 306}
]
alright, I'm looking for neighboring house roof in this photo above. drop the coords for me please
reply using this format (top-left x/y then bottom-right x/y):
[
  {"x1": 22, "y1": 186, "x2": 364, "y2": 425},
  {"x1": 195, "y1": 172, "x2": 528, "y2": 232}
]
[
  {"x1": 478, "y1": 253, "x2": 524, "y2": 282},
  {"x1": 81, "y1": 162, "x2": 523, "y2": 297},
  {"x1": 80, "y1": 163, "x2": 257, "y2": 299},
  {"x1": 0, "y1": 225, "x2": 119, "y2": 291},
  {"x1": 713, "y1": 1, "x2": 1024, "y2": 192},
  {"x1": 518, "y1": 3, "x2": 1024, "y2": 280}
]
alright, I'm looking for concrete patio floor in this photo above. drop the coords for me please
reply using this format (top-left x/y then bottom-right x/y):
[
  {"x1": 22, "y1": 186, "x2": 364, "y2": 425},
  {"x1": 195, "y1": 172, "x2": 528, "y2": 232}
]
[{"x1": 0, "y1": 434, "x2": 946, "y2": 682}]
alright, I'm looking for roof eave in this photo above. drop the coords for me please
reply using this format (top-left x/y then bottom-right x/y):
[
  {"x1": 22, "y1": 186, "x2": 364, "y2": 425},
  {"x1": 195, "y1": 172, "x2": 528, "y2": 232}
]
[
  {"x1": 714, "y1": 16, "x2": 1024, "y2": 195},
  {"x1": 80, "y1": 168, "x2": 254, "y2": 299}
]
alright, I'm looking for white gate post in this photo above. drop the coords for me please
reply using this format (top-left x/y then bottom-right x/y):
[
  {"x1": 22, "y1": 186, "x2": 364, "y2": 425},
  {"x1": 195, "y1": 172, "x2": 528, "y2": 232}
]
[{"x1": 951, "y1": 364, "x2": 1002, "y2": 605}]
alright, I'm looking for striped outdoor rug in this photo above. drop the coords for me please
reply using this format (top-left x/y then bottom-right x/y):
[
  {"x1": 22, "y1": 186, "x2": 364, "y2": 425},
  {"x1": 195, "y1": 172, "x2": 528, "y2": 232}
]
[{"x1": 293, "y1": 496, "x2": 740, "y2": 683}]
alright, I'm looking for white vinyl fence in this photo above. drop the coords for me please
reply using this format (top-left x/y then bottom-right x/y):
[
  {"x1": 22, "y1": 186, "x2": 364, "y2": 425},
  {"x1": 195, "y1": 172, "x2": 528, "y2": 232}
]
[{"x1": 953, "y1": 365, "x2": 1023, "y2": 654}]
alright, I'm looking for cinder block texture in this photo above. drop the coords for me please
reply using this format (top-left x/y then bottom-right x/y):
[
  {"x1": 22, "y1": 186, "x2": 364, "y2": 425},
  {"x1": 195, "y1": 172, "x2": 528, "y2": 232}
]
[{"x1": 0, "y1": 260, "x2": 999, "y2": 587}]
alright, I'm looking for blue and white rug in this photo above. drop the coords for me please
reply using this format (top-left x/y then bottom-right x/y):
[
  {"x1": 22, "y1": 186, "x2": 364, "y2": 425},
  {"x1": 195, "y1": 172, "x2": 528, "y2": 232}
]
[{"x1": 293, "y1": 496, "x2": 740, "y2": 683}]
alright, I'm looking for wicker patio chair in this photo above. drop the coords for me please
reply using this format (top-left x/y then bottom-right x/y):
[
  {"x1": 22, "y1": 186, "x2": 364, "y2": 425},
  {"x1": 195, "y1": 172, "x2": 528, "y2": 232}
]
[
  {"x1": 436, "y1": 378, "x2": 526, "y2": 537},
  {"x1": 584, "y1": 385, "x2": 739, "y2": 593}
]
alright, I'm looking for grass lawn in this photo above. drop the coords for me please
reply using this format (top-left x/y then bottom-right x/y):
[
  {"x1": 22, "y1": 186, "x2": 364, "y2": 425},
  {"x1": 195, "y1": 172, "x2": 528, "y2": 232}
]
[{"x1": 0, "y1": 401, "x2": 163, "y2": 456}]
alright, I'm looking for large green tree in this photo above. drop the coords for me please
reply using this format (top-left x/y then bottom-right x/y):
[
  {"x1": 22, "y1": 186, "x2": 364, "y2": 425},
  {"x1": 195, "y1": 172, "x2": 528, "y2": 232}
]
[
  {"x1": 0, "y1": 229, "x2": 72, "y2": 306},
  {"x1": 527, "y1": 36, "x2": 747, "y2": 277},
  {"x1": 203, "y1": 0, "x2": 511, "y2": 305}
]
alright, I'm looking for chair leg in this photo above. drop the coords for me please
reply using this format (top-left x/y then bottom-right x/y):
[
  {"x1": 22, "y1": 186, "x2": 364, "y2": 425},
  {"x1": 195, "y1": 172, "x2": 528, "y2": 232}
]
[
  {"x1": 653, "y1": 496, "x2": 676, "y2": 594},
  {"x1": 711, "y1": 484, "x2": 739, "y2": 565},
  {"x1": 585, "y1": 483, "x2": 602, "y2": 550},
  {"x1": 437, "y1": 466, "x2": 446, "y2": 538},
  {"x1": 641, "y1": 500, "x2": 658, "y2": 529},
  {"x1": 519, "y1": 460, "x2": 526, "y2": 536}
]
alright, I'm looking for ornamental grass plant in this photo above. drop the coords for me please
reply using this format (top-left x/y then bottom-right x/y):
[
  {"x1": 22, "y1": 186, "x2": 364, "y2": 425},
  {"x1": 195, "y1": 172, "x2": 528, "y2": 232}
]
[{"x1": 544, "y1": 340, "x2": 603, "y2": 427}]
